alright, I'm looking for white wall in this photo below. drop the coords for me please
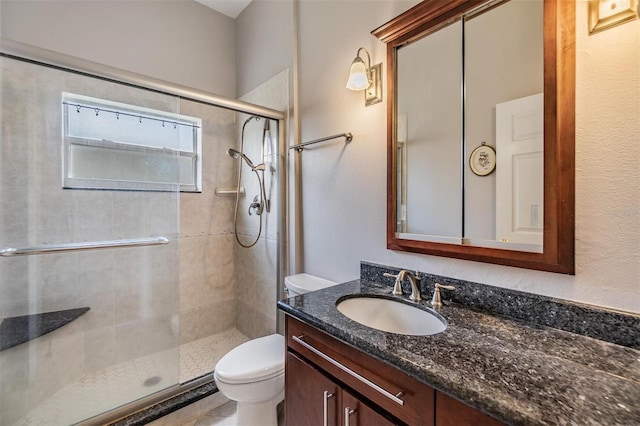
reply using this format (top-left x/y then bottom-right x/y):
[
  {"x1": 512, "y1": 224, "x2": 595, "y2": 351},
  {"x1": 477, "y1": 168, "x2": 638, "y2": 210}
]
[
  {"x1": 0, "y1": 0, "x2": 236, "y2": 97},
  {"x1": 296, "y1": 0, "x2": 639, "y2": 313}
]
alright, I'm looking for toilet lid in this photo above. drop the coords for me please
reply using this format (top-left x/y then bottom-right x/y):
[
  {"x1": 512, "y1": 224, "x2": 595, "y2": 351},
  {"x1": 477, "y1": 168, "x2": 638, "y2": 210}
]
[
  {"x1": 285, "y1": 273, "x2": 337, "y2": 294},
  {"x1": 214, "y1": 334, "x2": 285, "y2": 384}
]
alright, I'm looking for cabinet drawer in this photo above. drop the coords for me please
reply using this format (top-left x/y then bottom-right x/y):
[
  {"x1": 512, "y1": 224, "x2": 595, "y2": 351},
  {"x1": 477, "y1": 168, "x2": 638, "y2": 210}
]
[{"x1": 286, "y1": 316, "x2": 435, "y2": 426}]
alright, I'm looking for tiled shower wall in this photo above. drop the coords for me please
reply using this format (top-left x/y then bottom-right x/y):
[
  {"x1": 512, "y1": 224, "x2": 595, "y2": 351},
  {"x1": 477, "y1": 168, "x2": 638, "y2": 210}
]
[
  {"x1": 234, "y1": 70, "x2": 288, "y2": 339},
  {"x1": 178, "y1": 100, "x2": 237, "y2": 346},
  {"x1": 178, "y1": 71, "x2": 289, "y2": 346},
  {"x1": 0, "y1": 56, "x2": 286, "y2": 425},
  {"x1": 0, "y1": 58, "x2": 182, "y2": 425}
]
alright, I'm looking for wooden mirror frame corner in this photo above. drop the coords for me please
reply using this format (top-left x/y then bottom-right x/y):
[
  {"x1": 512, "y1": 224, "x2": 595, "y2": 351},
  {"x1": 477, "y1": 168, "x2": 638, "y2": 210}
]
[{"x1": 373, "y1": 0, "x2": 575, "y2": 274}]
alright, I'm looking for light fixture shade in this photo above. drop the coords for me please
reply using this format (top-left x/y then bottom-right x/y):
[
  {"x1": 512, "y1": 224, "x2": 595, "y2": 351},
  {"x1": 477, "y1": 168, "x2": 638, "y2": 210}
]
[{"x1": 346, "y1": 57, "x2": 370, "y2": 91}]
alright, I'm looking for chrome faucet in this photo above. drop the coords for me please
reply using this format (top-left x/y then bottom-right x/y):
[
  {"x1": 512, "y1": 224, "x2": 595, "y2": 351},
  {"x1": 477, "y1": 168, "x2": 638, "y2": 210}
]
[
  {"x1": 431, "y1": 283, "x2": 456, "y2": 308},
  {"x1": 383, "y1": 270, "x2": 422, "y2": 302}
]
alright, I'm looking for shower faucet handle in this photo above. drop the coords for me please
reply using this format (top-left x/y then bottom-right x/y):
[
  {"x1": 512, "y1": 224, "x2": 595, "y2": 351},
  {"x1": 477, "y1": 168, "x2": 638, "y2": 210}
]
[{"x1": 248, "y1": 195, "x2": 263, "y2": 216}]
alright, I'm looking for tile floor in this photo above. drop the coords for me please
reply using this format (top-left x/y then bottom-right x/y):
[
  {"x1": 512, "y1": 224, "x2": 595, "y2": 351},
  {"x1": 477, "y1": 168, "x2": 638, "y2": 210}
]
[
  {"x1": 12, "y1": 328, "x2": 249, "y2": 426},
  {"x1": 190, "y1": 401, "x2": 238, "y2": 426},
  {"x1": 187, "y1": 401, "x2": 284, "y2": 426}
]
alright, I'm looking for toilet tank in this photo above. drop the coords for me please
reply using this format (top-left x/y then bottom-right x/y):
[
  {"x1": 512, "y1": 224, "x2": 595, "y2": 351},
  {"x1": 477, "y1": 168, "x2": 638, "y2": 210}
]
[{"x1": 284, "y1": 273, "x2": 337, "y2": 297}]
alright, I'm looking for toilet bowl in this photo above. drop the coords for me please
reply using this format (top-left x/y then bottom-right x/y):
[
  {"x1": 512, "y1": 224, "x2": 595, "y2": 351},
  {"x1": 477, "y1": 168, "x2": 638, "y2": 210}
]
[
  {"x1": 214, "y1": 334, "x2": 285, "y2": 426},
  {"x1": 214, "y1": 273, "x2": 337, "y2": 425}
]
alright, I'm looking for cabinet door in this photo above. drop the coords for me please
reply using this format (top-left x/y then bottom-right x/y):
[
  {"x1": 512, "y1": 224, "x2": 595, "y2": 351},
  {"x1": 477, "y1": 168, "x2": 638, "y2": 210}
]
[
  {"x1": 436, "y1": 392, "x2": 504, "y2": 426},
  {"x1": 286, "y1": 352, "x2": 341, "y2": 426},
  {"x1": 343, "y1": 390, "x2": 399, "y2": 426}
]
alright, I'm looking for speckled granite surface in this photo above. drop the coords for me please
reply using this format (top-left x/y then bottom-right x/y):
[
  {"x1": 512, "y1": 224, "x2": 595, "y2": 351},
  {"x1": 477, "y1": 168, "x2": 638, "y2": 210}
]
[
  {"x1": 109, "y1": 381, "x2": 217, "y2": 426},
  {"x1": 0, "y1": 307, "x2": 90, "y2": 351},
  {"x1": 361, "y1": 261, "x2": 640, "y2": 349},
  {"x1": 277, "y1": 275, "x2": 640, "y2": 425}
]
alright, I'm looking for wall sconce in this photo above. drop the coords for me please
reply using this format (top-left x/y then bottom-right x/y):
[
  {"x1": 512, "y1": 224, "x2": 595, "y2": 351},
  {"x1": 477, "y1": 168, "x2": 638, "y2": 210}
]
[{"x1": 346, "y1": 47, "x2": 383, "y2": 106}]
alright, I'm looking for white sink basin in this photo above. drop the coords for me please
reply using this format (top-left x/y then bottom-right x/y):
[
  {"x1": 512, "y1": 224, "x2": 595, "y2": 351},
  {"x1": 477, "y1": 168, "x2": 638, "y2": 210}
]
[{"x1": 336, "y1": 296, "x2": 447, "y2": 336}]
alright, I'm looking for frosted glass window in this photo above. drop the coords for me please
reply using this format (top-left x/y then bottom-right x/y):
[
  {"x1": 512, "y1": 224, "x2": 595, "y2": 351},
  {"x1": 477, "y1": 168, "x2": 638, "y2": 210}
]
[{"x1": 62, "y1": 93, "x2": 202, "y2": 192}]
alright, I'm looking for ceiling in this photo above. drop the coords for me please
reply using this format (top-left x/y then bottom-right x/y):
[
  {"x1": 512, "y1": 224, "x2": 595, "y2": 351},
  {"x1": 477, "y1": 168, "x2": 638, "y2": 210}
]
[{"x1": 194, "y1": 0, "x2": 252, "y2": 19}]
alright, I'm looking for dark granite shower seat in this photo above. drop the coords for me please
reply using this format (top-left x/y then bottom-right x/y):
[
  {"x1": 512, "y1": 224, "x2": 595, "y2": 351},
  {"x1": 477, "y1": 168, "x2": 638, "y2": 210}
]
[{"x1": 0, "y1": 307, "x2": 90, "y2": 351}]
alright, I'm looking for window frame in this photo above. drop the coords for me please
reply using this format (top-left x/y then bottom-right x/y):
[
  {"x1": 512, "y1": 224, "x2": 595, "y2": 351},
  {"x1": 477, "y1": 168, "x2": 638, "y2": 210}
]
[{"x1": 62, "y1": 93, "x2": 202, "y2": 192}]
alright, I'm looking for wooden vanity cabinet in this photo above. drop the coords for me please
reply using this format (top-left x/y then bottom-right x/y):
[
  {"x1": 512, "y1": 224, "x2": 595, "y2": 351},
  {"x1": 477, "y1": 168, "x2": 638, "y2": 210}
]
[
  {"x1": 286, "y1": 316, "x2": 432, "y2": 425},
  {"x1": 285, "y1": 316, "x2": 505, "y2": 426},
  {"x1": 286, "y1": 351, "x2": 396, "y2": 425}
]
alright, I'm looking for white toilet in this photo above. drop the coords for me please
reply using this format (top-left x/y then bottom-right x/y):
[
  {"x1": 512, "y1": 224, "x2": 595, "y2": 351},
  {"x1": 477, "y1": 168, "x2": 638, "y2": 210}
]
[{"x1": 213, "y1": 273, "x2": 337, "y2": 426}]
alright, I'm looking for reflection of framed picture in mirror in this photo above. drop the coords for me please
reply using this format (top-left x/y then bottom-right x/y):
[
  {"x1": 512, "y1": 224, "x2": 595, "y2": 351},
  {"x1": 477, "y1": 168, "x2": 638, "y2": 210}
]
[
  {"x1": 469, "y1": 143, "x2": 496, "y2": 176},
  {"x1": 589, "y1": 0, "x2": 638, "y2": 34}
]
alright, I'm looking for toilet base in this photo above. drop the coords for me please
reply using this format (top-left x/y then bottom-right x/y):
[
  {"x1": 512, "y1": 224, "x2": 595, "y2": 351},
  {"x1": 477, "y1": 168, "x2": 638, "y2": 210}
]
[{"x1": 236, "y1": 390, "x2": 283, "y2": 426}]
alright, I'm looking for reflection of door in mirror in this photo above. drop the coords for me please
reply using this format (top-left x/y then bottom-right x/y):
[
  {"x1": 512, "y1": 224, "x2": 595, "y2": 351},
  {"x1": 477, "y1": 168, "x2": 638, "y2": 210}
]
[
  {"x1": 464, "y1": 0, "x2": 543, "y2": 250},
  {"x1": 496, "y1": 93, "x2": 544, "y2": 252},
  {"x1": 396, "y1": 22, "x2": 462, "y2": 243}
]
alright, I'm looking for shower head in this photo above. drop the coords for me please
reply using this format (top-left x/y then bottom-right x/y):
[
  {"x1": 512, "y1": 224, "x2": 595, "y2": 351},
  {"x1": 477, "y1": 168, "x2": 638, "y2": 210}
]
[{"x1": 226, "y1": 148, "x2": 264, "y2": 171}]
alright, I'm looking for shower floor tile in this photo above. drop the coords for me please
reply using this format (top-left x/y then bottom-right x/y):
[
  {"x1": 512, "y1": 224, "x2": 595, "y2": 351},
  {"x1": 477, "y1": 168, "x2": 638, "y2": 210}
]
[
  {"x1": 179, "y1": 329, "x2": 249, "y2": 383},
  {"x1": 12, "y1": 328, "x2": 249, "y2": 426}
]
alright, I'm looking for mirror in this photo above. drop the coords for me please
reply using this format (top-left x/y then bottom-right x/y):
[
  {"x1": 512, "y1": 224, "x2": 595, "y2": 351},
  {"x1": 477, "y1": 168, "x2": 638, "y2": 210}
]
[{"x1": 373, "y1": 0, "x2": 575, "y2": 274}]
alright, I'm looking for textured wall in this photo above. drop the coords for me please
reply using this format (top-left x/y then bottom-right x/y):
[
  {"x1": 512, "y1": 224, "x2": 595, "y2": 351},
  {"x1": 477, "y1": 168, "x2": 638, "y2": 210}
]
[
  {"x1": 296, "y1": 0, "x2": 639, "y2": 313},
  {"x1": 573, "y1": 1, "x2": 640, "y2": 310}
]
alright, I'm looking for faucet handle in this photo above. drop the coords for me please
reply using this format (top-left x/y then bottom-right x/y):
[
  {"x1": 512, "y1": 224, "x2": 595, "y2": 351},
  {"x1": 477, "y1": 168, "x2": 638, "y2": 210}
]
[
  {"x1": 431, "y1": 283, "x2": 455, "y2": 308},
  {"x1": 435, "y1": 283, "x2": 455, "y2": 291},
  {"x1": 384, "y1": 271, "x2": 405, "y2": 296}
]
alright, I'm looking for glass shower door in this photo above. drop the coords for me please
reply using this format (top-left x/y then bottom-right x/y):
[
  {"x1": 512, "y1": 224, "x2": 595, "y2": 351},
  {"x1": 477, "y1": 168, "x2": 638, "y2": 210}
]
[{"x1": 0, "y1": 56, "x2": 181, "y2": 425}]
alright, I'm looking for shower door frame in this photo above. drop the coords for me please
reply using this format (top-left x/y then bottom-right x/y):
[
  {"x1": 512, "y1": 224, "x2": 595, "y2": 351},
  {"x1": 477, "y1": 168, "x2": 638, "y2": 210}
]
[{"x1": 0, "y1": 38, "x2": 288, "y2": 426}]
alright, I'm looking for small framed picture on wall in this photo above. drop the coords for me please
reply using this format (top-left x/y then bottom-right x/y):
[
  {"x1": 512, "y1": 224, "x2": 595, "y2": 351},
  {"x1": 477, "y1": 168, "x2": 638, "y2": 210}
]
[{"x1": 589, "y1": 0, "x2": 638, "y2": 34}]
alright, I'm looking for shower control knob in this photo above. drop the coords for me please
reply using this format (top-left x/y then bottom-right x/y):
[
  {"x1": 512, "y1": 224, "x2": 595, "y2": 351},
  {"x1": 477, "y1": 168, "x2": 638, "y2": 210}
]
[{"x1": 248, "y1": 195, "x2": 262, "y2": 216}]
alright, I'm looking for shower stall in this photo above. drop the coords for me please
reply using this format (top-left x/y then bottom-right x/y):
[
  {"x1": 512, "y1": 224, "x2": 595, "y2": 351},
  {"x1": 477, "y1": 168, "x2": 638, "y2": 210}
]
[{"x1": 0, "y1": 41, "x2": 286, "y2": 425}]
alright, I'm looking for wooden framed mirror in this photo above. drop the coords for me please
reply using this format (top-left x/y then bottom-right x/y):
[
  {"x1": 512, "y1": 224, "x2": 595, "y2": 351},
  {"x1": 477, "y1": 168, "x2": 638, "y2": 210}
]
[{"x1": 373, "y1": 0, "x2": 575, "y2": 274}]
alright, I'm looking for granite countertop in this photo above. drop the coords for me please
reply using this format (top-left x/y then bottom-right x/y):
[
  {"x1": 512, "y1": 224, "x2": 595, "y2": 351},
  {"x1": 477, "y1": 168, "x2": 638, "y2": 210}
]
[{"x1": 277, "y1": 279, "x2": 640, "y2": 426}]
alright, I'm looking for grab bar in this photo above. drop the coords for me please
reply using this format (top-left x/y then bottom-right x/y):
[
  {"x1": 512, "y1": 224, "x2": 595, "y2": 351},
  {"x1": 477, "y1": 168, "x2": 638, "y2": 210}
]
[
  {"x1": 0, "y1": 237, "x2": 169, "y2": 257},
  {"x1": 215, "y1": 187, "x2": 246, "y2": 197}
]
